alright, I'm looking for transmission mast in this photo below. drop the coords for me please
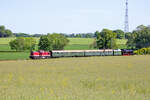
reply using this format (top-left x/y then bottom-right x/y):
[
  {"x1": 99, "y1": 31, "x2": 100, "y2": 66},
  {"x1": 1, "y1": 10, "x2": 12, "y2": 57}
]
[{"x1": 124, "y1": 0, "x2": 129, "y2": 33}]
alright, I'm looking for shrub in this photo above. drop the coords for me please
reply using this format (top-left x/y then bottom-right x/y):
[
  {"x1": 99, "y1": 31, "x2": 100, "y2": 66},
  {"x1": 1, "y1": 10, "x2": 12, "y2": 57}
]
[
  {"x1": 9, "y1": 37, "x2": 36, "y2": 51},
  {"x1": 38, "y1": 33, "x2": 69, "y2": 51},
  {"x1": 134, "y1": 47, "x2": 150, "y2": 55}
]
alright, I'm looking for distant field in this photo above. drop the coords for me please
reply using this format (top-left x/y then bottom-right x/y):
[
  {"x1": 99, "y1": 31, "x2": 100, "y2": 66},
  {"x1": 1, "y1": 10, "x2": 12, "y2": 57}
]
[
  {"x1": 66, "y1": 38, "x2": 95, "y2": 50},
  {"x1": 0, "y1": 56, "x2": 150, "y2": 100},
  {"x1": 0, "y1": 38, "x2": 15, "y2": 44},
  {"x1": 0, "y1": 38, "x2": 127, "y2": 51},
  {"x1": 0, "y1": 38, "x2": 93, "y2": 45},
  {"x1": 68, "y1": 38, "x2": 94, "y2": 45},
  {"x1": 116, "y1": 39, "x2": 127, "y2": 45}
]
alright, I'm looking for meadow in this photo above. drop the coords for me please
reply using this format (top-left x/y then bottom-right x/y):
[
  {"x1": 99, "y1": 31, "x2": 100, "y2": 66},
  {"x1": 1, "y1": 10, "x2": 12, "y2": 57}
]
[{"x1": 0, "y1": 56, "x2": 149, "y2": 100}]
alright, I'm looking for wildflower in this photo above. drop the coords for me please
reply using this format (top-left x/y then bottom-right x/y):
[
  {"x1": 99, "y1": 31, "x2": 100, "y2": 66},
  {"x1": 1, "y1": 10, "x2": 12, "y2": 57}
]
[
  {"x1": 50, "y1": 88, "x2": 54, "y2": 95},
  {"x1": 112, "y1": 90, "x2": 115, "y2": 94}
]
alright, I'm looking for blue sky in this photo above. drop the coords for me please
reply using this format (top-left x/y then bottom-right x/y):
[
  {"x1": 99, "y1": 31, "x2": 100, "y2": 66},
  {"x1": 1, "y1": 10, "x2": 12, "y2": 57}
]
[{"x1": 0, "y1": 0, "x2": 150, "y2": 34}]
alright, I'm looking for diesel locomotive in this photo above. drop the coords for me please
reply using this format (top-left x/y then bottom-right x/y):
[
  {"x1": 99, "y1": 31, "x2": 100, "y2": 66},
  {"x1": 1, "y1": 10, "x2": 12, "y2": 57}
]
[{"x1": 30, "y1": 49, "x2": 134, "y2": 59}]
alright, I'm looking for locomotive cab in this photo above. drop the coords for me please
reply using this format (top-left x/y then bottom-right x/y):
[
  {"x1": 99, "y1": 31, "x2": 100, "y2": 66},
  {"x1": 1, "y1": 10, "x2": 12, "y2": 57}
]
[
  {"x1": 30, "y1": 50, "x2": 51, "y2": 59},
  {"x1": 30, "y1": 51, "x2": 40, "y2": 59},
  {"x1": 121, "y1": 49, "x2": 134, "y2": 56}
]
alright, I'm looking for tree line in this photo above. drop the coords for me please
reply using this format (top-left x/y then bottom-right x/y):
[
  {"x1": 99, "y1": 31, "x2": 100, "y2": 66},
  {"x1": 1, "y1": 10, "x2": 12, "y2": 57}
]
[
  {"x1": 1, "y1": 25, "x2": 127, "y2": 39},
  {"x1": 0, "y1": 26, "x2": 13, "y2": 37}
]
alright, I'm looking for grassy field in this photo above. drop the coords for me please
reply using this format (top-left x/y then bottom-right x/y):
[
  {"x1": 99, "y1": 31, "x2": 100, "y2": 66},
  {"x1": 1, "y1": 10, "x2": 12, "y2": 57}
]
[
  {"x1": 0, "y1": 56, "x2": 149, "y2": 100},
  {"x1": 0, "y1": 38, "x2": 93, "y2": 45},
  {"x1": 0, "y1": 52, "x2": 29, "y2": 60}
]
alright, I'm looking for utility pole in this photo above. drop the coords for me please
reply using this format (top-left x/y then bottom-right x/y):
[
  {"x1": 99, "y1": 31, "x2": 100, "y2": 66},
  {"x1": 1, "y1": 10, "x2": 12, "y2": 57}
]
[{"x1": 124, "y1": 0, "x2": 129, "y2": 33}]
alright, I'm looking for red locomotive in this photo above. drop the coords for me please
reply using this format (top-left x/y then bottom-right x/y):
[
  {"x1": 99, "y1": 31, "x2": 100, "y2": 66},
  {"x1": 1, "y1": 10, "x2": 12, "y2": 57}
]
[{"x1": 30, "y1": 50, "x2": 51, "y2": 59}]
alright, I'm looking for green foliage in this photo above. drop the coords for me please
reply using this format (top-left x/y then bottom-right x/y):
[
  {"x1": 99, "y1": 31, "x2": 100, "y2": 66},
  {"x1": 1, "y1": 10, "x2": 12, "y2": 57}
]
[
  {"x1": 113, "y1": 29, "x2": 125, "y2": 39},
  {"x1": 125, "y1": 32, "x2": 132, "y2": 39},
  {"x1": 94, "y1": 29, "x2": 117, "y2": 49},
  {"x1": 48, "y1": 33, "x2": 69, "y2": 50},
  {"x1": 38, "y1": 33, "x2": 69, "y2": 51},
  {"x1": 0, "y1": 25, "x2": 13, "y2": 37},
  {"x1": 127, "y1": 25, "x2": 150, "y2": 49},
  {"x1": 38, "y1": 35, "x2": 52, "y2": 51},
  {"x1": 9, "y1": 37, "x2": 36, "y2": 51},
  {"x1": 75, "y1": 33, "x2": 94, "y2": 38},
  {"x1": 134, "y1": 47, "x2": 150, "y2": 55}
]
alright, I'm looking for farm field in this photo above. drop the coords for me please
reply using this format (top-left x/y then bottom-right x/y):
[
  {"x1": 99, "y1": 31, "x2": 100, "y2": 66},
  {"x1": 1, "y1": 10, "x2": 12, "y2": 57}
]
[{"x1": 0, "y1": 56, "x2": 149, "y2": 100}]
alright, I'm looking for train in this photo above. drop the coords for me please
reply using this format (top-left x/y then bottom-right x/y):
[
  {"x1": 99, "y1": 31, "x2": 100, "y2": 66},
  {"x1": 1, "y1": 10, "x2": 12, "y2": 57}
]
[{"x1": 30, "y1": 49, "x2": 134, "y2": 59}]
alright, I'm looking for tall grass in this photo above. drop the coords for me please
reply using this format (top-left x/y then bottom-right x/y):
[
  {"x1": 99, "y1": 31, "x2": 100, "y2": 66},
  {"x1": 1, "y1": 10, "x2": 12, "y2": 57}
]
[{"x1": 0, "y1": 56, "x2": 150, "y2": 100}]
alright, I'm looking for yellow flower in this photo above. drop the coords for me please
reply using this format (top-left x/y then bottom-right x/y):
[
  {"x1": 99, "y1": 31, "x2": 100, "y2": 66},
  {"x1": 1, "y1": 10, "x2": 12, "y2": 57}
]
[
  {"x1": 8, "y1": 73, "x2": 13, "y2": 82},
  {"x1": 96, "y1": 77, "x2": 101, "y2": 81},
  {"x1": 112, "y1": 90, "x2": 115, "y2": 94},
  {"x1": 50, "y1": 88, "x2": 54, "y2": 95},
  {"x1": 62, "y1": 78, "x2": 69, "y2": 87}
]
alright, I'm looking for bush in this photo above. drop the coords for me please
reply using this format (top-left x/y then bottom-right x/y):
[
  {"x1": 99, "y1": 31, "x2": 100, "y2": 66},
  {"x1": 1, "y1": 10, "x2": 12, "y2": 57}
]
[
  {"x1": 134, "y1": 47, "x2": 150, "y2": 55},
  {"x1": 38, "y1": 33, "x2": 69, "y2": 51},
  {"x1": 147, "y1": 48, "x2": 150, "y2": 54},
  {"x1": 9, "y1": 37, "x2": 36, "y2": 51},
  {"x1": 133, "y1": 50, "x2": 138, "y2": 55}
]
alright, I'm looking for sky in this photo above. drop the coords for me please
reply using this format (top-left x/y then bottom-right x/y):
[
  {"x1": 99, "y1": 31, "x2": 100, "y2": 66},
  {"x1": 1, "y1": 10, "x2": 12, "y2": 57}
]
[{"x1": 0, "y1": 0, "x2": 150, "y2": 34}]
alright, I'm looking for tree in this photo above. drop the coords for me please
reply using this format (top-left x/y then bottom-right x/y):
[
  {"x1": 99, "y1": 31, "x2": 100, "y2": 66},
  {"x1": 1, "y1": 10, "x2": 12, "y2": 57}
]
[
  {"x1": 136, "y1": 25, "x2": 146, "y2": 31},
  {"x1": 5, "y1": 29, "x2": 12, "y2": 37},
  {"x1": 38, "y1": 33, "x2": 69, "y2": 51},
  {"x1": 48, "y1": 33, "x2": 69, "y2": 50},
  {"x1": 0, "y1": 25, "x2": 13, "y2": 37},
  {"x1": 113, "y1": 29, "x2": 125, "y2": 39},
  {"x1": 9, "y1": 37, "x2": 36, "y2": 51},
  {"x1": 0, "y1": 26, "x2": 5, "y2": 37},
  {"x1": 125, "y1": 32, "x2": 132, "y2": 39},
  {"x1": 38, "y1": 35, "x2": 52, "y2": 51},
  {"x1": 94, "y1": 29, "x2": 117, "y2": 49},
  {"x1": 127, "y1": 25, "x2": 150, "y2": 49}
]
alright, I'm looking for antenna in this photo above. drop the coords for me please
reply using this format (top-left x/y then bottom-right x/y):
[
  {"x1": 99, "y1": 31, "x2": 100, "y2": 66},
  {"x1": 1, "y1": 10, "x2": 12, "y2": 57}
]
[{"x1": 124, "y1": 0, "x2": 129, "y2": 33}]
